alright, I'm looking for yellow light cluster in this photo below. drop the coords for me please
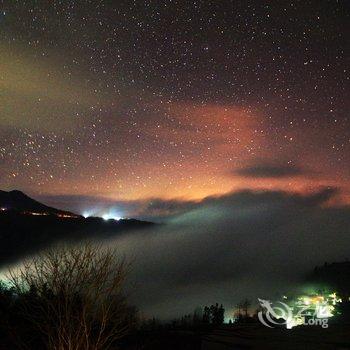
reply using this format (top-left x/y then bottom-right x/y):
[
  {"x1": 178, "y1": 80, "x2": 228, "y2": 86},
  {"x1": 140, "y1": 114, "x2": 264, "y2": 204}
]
[
  {"x1": 285, "y1": 292, "x2": 342, "y2": 329},
  {"x1": 57, "y1": 213, "x2": 78, "y2": 218},
  {"x1": 23, "y1": 211, "x2": 77, "y2": 219},
  {"x1": 24, "y1": 211, "x2": 49, "y2": 216}
]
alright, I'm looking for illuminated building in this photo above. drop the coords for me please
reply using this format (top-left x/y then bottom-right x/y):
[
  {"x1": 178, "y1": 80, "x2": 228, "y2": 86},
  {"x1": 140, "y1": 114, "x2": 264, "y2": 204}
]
[{"x1": 283, "y1": 291, "x2": 342, "y2": 329}]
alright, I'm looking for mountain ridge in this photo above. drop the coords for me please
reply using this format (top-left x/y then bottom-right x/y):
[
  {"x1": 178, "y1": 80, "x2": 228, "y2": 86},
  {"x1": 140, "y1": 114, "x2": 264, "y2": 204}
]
[{"x1": 0, "y1": 189, "x2": 78, "y2": 216}]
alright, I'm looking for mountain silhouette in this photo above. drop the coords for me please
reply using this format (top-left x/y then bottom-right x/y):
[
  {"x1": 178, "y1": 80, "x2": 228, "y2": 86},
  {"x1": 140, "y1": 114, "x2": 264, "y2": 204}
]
[{"x1": 0, "y1": 190, "x2": 78, "y2": 216}]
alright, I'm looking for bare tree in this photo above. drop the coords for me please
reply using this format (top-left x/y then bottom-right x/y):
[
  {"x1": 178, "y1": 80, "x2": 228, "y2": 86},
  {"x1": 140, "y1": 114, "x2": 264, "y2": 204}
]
[
  {"x1": 235, "y1": 302, "x2": 243, "y2": 319},
  {"x1": 7, "y1": 242, "x2": 136, "y2": 350},
  {"x1": 242, "y1": 299, "x2": 251, "y2": 318}
]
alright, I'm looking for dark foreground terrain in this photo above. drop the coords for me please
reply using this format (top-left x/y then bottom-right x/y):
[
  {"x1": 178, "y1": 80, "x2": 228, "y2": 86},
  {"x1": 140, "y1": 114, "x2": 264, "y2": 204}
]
[
  {"x1": 119, "y1": 324, "x2": 350, "y2": 350},
  {"x1": 200, "y1": 324, "x2": 350, "y2": 349},
  {"x1": 0, "y1": 210, "x2": 154, "y2": 265},
  {"x1": 1, "y1": 324, "x2": 349, "y2": 350}
]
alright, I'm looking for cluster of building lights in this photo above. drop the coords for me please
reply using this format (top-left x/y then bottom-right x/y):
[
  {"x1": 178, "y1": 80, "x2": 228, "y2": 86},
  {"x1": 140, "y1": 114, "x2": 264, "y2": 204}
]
[
  {"x1": 82, "y1": 210, "x2": 122, "y2": 221},
  {"x1": 1, "y1": 206, "x2": 123, "y2": 221},
  {"x1": 283, "y1": 292, "x2": 343, "y2": 329},
  {"x1": 0, "y1": 207, "x2": 78, "y2": 219},
  {"x1": 22, "y1": 211, "x2": 79, "y2": 218},
  {"x1": 24, "y1": 211, "x2": 49, "y2": 216}
]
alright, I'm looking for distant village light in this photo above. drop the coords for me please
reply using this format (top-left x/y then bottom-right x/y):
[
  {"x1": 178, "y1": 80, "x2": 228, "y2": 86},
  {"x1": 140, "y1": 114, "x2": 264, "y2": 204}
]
[
  {"x1": 1, "y1": 208, "x2": 77, "y2": 219},
  {"x1": 102, "y1": 213, "x2": 121, "y2": 221}
]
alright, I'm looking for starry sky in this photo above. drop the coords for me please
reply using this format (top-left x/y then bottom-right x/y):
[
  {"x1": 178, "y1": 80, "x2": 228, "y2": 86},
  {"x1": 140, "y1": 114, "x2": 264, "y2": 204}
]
[{"x1": 0, "y1": 1, "x2": 349, "y2": 212}]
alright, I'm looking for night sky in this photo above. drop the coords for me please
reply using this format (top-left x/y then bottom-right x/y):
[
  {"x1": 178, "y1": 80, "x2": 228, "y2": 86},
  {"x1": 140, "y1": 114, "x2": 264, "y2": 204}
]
[
  {"x1": 1, "y1": 1, "x2": 349, "y2": 211},
  {"x1": 1, "y1": 0, "x2": 350, "y2": 320}
]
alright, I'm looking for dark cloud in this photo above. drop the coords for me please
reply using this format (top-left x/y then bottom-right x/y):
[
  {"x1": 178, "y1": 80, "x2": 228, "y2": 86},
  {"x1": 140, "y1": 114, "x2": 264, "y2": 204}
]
[
  {"x1": 235, "y1": 162, "x2": 308, "y2": 179},
  {"x1": 35, "y1": 187, "x2": 339, "y2": 223}
]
